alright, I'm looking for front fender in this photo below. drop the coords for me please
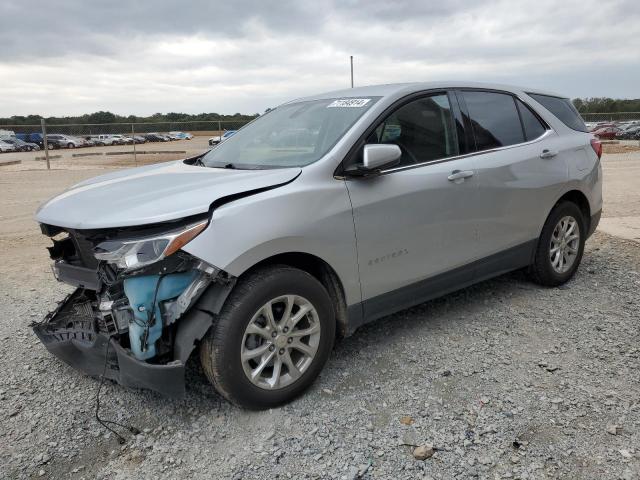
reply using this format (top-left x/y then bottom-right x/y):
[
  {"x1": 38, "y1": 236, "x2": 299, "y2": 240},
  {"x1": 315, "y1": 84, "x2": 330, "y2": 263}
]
[{"x1": 182, "y1": 176, "x2": 362, "y2": 306}]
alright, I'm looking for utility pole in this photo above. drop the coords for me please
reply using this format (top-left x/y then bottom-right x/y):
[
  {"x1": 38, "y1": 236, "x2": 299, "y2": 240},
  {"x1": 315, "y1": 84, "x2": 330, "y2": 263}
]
[
  {"x1": 350, "y1": 56, "x2": 354, "y2": 88},
  {"x1": 41, "y1": 118, "x2": 50, "y2": 170},
  {"x1": 131, "y1": 123, "x2": 137, "y2": 166}
]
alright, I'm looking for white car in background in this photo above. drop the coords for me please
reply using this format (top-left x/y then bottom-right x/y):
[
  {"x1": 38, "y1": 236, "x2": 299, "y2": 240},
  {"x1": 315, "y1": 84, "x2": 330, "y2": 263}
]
[
  {"x1": 0, "y1": 139, "x2": 17, "y2": 152},
  {"x1": 109, "y1": 135, "x2": 134, "y2": 145},
  {"x1": 208, "y1": 130, "x2": 237, "y2": 146},
  {"x1": 91, "y1": 135, "x2": 118, "y2": 146},
  {"x1": 169, "y1": 131, "x2": 193, "y2": 140}
]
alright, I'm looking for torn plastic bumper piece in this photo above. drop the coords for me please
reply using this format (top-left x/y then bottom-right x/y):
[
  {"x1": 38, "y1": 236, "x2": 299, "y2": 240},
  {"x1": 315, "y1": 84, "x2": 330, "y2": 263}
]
[
  {"x1": 36, "y1": 328, "x2": 186, "y2": 398},
  {"x1": 32, "y1": 289, "x2": 185, "y2": 398}
]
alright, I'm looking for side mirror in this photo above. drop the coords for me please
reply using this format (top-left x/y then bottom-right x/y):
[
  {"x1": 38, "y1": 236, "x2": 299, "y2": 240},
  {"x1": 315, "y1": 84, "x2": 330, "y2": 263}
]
[
  {"x1": 345, "y1": 144, "x2": 401, "y2": 176},
  {"x1": 363, "y1": 144, "x2": 401, "y2": 170}
]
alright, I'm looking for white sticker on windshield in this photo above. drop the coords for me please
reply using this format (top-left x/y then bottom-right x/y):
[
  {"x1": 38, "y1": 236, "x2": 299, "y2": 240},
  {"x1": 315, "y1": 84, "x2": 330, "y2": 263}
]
[{"x1": 327, "y1": 98, "x2": 371, "y2": 108}]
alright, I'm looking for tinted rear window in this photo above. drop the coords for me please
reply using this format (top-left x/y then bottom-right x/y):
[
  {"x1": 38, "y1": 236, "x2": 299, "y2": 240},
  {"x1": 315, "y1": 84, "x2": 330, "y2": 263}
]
[
  {"x1": 462, "y1": 91, "x2": 525, "y2": 151},
  {"x1": 527, "y1": 93, "x2": 588, "y2": 132}
]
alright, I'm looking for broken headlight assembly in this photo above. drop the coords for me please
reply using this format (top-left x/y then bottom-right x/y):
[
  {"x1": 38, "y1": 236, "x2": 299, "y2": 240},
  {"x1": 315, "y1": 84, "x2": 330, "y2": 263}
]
[{"x1": 93, "y1": 220, "x2": 208, "y2": 271}]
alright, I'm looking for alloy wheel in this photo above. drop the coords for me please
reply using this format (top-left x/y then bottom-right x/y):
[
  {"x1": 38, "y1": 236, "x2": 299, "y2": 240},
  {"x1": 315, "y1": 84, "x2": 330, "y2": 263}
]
[
  {"x1": 240, "y1": 295, "x2": 321, "y2": 390},
  {"x1": 549, "y1": 215, "x2": 580, "y2": 273}
]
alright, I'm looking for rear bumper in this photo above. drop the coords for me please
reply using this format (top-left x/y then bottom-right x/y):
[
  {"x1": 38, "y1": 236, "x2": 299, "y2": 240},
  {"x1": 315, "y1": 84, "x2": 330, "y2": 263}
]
[{"x1": 32, "y1": 289, "x2": 185, "y2": 398}]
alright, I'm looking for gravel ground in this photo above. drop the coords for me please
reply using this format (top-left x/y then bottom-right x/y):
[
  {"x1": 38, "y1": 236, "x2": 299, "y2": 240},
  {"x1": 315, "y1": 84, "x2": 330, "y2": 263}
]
[{"x1": 1, "y1": 231, "x2": 639, "y2": 480}]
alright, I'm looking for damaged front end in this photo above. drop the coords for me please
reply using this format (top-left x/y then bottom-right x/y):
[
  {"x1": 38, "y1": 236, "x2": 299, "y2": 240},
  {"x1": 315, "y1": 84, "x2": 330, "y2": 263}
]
[{"x1": 32, "y1": 217, "x2": 235, "y2": 398}]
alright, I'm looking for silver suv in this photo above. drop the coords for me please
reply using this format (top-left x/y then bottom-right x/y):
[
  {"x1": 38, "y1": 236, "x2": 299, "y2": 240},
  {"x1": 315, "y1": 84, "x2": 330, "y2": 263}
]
[{"x1": 33, "y1": 82, "x2": 602, "y2": 408}]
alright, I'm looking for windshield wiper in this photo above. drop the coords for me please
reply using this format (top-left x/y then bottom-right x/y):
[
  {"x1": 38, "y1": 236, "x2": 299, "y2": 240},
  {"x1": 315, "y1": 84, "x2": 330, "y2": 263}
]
[{"x1": 208, "y1": 162, "x2": 267, "y2": 170}]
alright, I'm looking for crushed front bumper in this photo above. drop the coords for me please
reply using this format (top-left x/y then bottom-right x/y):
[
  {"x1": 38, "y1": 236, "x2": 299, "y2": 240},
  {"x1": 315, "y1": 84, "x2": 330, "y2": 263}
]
[{"x1": 32, "y1": 289, "x2": 185, "y2": 398}]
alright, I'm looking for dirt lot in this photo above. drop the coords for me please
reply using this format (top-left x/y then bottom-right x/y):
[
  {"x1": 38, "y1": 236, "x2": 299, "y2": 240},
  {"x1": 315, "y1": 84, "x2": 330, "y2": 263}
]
[{"x1": 0, "y1": 148, "x2": 639, "y2": 479}]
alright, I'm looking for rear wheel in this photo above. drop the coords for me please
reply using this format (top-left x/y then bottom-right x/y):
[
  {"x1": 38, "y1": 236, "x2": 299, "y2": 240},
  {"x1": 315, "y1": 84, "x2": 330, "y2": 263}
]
[
  {"x1": 529, "y1": 201, "x2": 586, "y2": 286},
  {"x1": 200, "y1": 266, "x2": 335, "y2": 409}
]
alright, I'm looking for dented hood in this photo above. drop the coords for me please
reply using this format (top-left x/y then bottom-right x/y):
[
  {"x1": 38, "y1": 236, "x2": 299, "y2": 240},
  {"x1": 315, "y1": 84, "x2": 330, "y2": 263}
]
[{"x1": 35, "y1": 161, "x2": 301, "y2": 229}]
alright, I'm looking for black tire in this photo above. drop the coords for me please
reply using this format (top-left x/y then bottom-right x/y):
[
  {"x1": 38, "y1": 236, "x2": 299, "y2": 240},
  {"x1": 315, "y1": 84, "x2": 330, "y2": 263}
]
[
  {"x1": 200, "y1": 266, "x2": 335, "y2": 409},
  {"x1": 529, "y1": 201, "x2": 586, "y2": 286}
]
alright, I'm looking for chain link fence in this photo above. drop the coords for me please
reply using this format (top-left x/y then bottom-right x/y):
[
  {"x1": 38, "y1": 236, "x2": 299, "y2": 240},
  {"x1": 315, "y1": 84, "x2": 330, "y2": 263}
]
[
  {"x1": 0, "y1": 120, "x2": 252, "y2": 169},
  {"x1": 581, "y1": 112, "x2": 640, "y2": 123},
  {"x1": 0, "y1": 119, "x2": 251, "y2": 137}
]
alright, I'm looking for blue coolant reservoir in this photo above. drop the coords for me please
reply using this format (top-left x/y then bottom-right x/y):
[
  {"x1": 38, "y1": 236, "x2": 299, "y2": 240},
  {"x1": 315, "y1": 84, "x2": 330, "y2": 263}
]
[{"x1": 123, "y1": 271, "x2": 198, "y2": 361}]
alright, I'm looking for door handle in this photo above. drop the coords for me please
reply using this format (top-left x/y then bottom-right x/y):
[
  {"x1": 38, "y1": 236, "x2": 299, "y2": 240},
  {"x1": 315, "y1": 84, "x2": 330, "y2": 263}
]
[
  {"x1": 447, "y1": 170, "x2": 474, "y2": 182},
  {"x1": 540, "y1": 149, "x2": 558, "y2": 159}
]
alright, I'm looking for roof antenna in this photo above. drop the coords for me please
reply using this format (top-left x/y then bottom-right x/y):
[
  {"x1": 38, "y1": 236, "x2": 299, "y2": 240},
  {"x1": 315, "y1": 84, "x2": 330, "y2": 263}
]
[{"x1": 350, "y1": 56, "x2": 354, "y2": 88}]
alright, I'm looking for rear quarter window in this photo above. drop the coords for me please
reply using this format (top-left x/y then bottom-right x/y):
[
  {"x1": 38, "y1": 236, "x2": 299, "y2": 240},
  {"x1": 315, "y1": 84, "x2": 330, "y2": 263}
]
[{"x1": 527, "y1": 93, "x2": 588, "y2": 133}]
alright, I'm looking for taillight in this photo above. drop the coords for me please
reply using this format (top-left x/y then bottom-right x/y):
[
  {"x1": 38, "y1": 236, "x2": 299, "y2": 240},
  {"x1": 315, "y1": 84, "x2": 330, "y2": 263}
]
[{"x1": 590, "y1": 138, "x2": 602, "y2": 160}]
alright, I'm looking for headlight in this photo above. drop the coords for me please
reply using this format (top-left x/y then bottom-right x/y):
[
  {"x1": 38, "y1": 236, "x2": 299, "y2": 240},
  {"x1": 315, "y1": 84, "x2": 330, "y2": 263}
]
[{"x1": 94, "y1": 220, "x2": 208, "y2": 270}]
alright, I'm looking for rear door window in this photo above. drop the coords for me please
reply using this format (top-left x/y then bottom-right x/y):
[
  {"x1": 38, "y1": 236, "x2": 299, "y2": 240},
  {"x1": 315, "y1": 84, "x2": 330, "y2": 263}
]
[
  {"x1": 516, "y1": 99, "x2": 547, "y2": 141},
  {"x1": 527, "y1": 93, "x2": 588, "y2": 133},
  {"x1": 462, "y1": 91, "x2": 525, "y2": 151}
]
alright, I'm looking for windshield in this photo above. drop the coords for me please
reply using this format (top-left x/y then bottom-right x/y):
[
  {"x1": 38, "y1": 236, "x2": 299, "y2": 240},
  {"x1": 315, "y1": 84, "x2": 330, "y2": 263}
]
[{"x1": 201, "y1": 97, "x2": 379, "y2": 169}]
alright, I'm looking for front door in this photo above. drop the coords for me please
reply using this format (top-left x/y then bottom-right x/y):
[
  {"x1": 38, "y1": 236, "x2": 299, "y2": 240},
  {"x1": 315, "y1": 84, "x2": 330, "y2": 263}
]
[{"x1": 344, "y1": 92, "x2": 480, "y2": 319}]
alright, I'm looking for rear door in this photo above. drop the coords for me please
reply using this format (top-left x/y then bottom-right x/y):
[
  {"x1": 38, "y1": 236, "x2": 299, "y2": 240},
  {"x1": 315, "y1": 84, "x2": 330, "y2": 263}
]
[
  {"x1": 345, "y1": 92, "x2": 480, "y2": 317},
  {"x1": 457, "y1": 89, "x2": 567, "y2": 265}
]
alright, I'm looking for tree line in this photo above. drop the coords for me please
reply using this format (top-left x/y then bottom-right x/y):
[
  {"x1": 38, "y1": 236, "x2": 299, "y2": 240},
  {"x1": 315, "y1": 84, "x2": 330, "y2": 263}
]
[
  {"x1": 2, "y1": 99, "x2": 640, "y2": 126},
  {"x1": 0, "y1": 111, "x2": 260, "y2": 126},
  {"x1": 573, "y1": 98, "x2": 640, "y2": 114}
]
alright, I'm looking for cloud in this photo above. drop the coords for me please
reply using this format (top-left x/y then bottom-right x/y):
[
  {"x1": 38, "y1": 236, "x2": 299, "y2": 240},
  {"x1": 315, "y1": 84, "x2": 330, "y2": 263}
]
[{"x1": 0, "y1": 0, "x2": 638, "y2": 116}]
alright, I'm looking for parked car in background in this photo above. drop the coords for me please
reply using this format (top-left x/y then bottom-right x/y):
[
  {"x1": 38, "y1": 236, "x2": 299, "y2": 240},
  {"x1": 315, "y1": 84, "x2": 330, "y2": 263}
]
[
  {"x1": 169, "y1": 131, "x2": 194, "y2": 140},
  {"x1": 589, "y1": 123, "x2": 615, "y2": 133},
  {"x1": 592, "y1": 126, "x2": 621, "y2": 140},
  {"x1": 44, "y1": 135, "x2": 65, "y2": 149},
  {"x1": 221, "y1": 130, "x2": 237, "y2": 142},
  {"x1": 107, "y1": 134, "x2": 133, "y2": 145},
  {"x1": 16, "y1": 133, "x2": 45, "y2": 148},
  {"x1": 616, "y1": 126, "x2": 640, "y2": 139},
  {"x1": 209, "y1": 130, "x2": 237, "y2": 146},
  {"x1": 0, "y1": 139, "x2": 17, "y2": 152},
  {"x1": 33, "y1": 82, "x2": 602, "y2": 408},
  {"x1": 144, "y1": 133, "x2": 170, "y2": 142},
  {"x1": 92, "y1": 134, "x2": 122, "y2": 146},
  {"x1": 75, "y1": 136, "x2": 90, "y2": 147},
  {"x1": 130, "y1": 135, "x2": 147, "y2": 144},
  {"x1": 0, "y1": 138, "x2": 40, "y2": 151},
  {"x1": 46, "y1": 134, "x2": 84, "y2": 149},
  {"x1": 86, "y1": 135, "x2": 104, "y2": 146}
]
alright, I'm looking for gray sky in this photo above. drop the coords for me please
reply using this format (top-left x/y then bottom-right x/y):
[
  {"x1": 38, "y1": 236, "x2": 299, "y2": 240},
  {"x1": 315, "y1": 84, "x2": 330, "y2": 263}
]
[{"x1": 1, "y1": 0, "x2": 638, "y2": 116}]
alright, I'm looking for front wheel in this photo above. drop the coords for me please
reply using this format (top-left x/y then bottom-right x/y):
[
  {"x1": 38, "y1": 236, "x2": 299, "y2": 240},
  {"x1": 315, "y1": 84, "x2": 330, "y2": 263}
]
[
  {"x1": 529, "y1": 201, "x2": 586, "y2": 286},
  {"x1": 200, "y1": 266, "x2": 335, "y2": 409}
]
